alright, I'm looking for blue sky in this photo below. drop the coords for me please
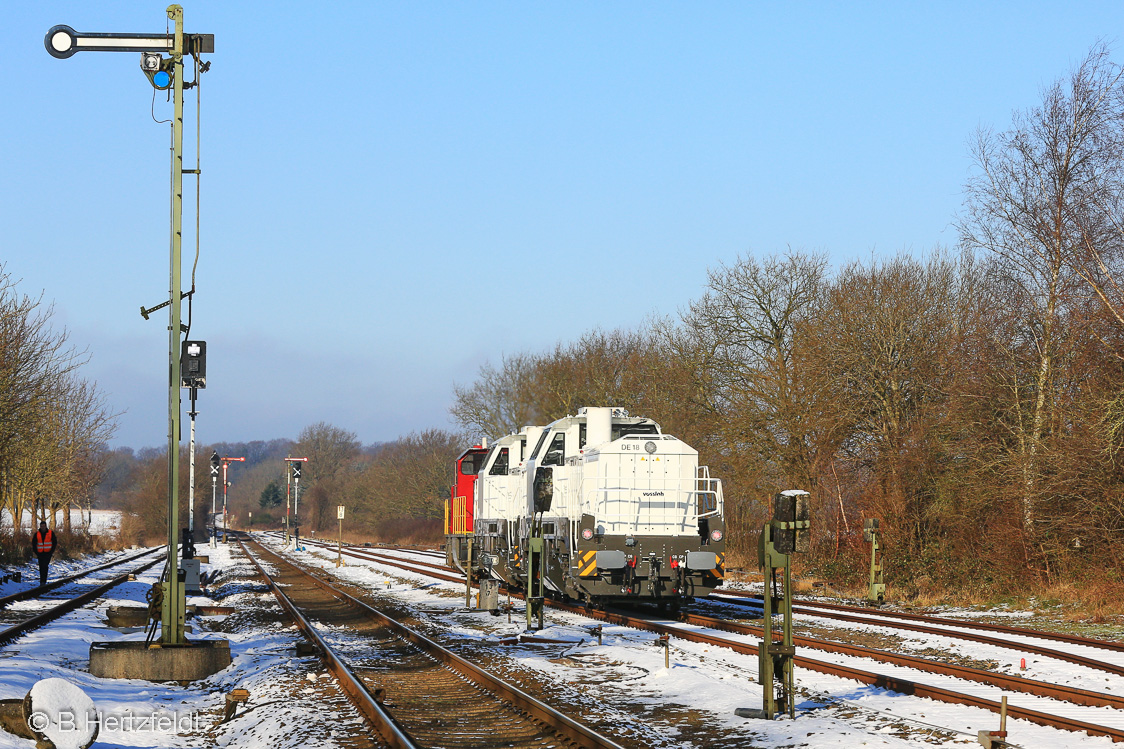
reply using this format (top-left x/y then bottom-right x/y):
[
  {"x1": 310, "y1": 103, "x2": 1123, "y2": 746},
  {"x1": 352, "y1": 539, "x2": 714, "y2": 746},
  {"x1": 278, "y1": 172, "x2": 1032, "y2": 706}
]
[{"x1": 2, "y1": 2, "x2": 1122, "y2": 448}]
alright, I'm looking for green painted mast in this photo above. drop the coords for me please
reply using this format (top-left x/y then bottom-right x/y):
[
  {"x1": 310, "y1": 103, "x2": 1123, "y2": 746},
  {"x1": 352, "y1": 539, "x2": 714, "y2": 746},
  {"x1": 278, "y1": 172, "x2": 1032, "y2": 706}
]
[
  {"x1": 44, "y1": 3, "x2": 212, "y2": 648},
  {"x1": 161, "y1": 3, "x2": 187, "y2": 646}
]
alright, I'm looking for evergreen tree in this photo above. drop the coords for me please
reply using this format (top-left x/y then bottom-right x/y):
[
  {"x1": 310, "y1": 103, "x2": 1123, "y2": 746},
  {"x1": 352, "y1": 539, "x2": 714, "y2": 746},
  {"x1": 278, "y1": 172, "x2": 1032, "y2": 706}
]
[{"x1": 259, "y1": 480, "x2": 283, "y2": 508}]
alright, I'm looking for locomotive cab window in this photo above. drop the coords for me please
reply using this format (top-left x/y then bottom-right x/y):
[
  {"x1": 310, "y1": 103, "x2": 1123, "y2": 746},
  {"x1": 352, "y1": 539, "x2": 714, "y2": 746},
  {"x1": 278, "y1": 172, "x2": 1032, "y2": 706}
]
[
  {"x1": 489, "y1": 448, "x2": 510, "y2": 475},
  {"x1": 542, "y1": 433, "x2": 566, "y2": 466},
  {"x1": 529, "y1": 430, "x2": 550, "y2": 461},
  {"x1": 460, "y1": 453, "x2": 486, "y2": 475},
  {"x1": 611, "y1": 423, "x2": 658, "y2": 441}
]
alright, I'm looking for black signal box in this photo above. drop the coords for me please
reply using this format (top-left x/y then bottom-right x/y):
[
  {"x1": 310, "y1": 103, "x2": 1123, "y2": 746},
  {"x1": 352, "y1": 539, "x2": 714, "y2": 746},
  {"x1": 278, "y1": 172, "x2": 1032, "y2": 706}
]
[
  {"x1": 181, "y1": 340, "x2": 207, "y2": 388},
  {"x1": 773, "y1": 491, "x2": 811, "y2": 555}
]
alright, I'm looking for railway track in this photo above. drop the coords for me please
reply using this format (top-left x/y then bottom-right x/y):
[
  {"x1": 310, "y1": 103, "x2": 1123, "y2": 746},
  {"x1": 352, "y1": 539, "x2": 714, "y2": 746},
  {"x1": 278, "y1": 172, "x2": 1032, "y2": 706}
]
[
  {"x1": 710, "y1": 588, "x2": 1124, "y2": 660},
  {"x1": 273, "y1": 534, "x2": 1124, "y2": 743},
  {"x1": 240, "y1": 536, "x2": 626, "y2": 749},
  {"x1": 0, "y1": 546, "x2": 164, "y2": 609},
  {"x1": 691, "y1": 596, "x2": 1124, "y2": 682},
  {"x1": 0, "y1": 546, "x2": 165, "y2": 646},
  {"x1": 319, "y1": 536, "x2": 1124, "y2": 702}
]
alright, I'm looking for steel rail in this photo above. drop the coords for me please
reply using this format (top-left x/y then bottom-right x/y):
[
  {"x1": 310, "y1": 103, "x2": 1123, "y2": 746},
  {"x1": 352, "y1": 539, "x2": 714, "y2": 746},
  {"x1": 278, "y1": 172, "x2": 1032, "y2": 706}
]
[
  {"x1": 557, "y1": 603, "x2": 1124, "y2": 743},
  {"x1": 0, "y1": 546, "x2": 165, "y2": 609},
  {"x1": 296, "y1": 540, "x2": 1124, "y2": 705},
  {"x1": 343, "y1": 537, "x2": 1119, "y2": 667},
  {"x1": 269, "y1": 533, "x2": 464, "y2": 582},
  {"x1": 271, "y1": 533, "x2": 454, "y2": 576},
  {"x1": 712, "y1": 589, "x2": 1124, "y2": 654},
  {"x1": 676, "y1": 606, "x2": 1124, "y2": 709},
  {"x1": 247, "y1": 537, "x2": 627, "y2": 749},
  {"x1": 343, "y1": 542, "x2": 1124, "y2": 712},
  {"x1": 348, "y1": 550, "x2": 452, "y2": 575},
  {"x1": 295, "y1": 538, "x2": 1124, "y2": 742},
  {"x1": 0, "y1": 554, "x2": 165, "y2": 646},
  {"x1": 238, "y1": 539, "x2": 418, "y2": 749},
  {"x1": 705, "y1": 592, "x2": 1124, "y2": 677}
]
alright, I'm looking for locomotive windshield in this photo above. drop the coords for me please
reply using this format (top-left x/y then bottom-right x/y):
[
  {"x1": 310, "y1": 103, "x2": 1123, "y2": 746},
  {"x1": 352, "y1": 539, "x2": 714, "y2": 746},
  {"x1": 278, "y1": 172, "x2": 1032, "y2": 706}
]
[
  {"x1": 459, "y1": 451, "x2": 487, "y2": 475},
  {"x1": 611, "y1": 423, "x2": 658, "y2": 440},
  {"x1": 542, "y1": 433, "x2": 565, "y2": 466},
  {"x1": 488, "y1": 447, "x2": 510, "y2": 475},
  {"x1": 529, "y1": 430, "x2": 550, "y2": 461}
]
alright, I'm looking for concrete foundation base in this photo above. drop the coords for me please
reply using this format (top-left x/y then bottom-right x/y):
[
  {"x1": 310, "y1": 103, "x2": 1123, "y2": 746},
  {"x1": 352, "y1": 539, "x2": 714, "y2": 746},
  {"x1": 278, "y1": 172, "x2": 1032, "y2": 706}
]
[
  {"x1": 195, "y1": 555, "x2": 209, "y2": 564},
  {"x1": 89, "y1": 639, "x2": 231, "y2": 682},
  {"x1": 106, "y1": 606, "x2": 151, "y2": 628},
  {"x1": 189, "y1": 605, "x2": 234, "y2": 616}
]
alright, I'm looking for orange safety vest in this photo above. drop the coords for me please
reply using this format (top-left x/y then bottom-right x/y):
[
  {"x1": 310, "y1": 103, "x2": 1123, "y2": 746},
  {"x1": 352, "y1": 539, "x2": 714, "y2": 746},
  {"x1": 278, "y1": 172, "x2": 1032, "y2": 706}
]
[{"x1": 35, "y1": 530, "x2": 53, "y2": 554}]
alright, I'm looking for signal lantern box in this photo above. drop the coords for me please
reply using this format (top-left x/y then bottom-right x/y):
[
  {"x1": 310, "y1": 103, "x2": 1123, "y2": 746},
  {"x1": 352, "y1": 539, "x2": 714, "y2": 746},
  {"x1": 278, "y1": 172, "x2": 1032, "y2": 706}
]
[{"x1": 773, "y1": 490, "x2": 811, "y2": 555}]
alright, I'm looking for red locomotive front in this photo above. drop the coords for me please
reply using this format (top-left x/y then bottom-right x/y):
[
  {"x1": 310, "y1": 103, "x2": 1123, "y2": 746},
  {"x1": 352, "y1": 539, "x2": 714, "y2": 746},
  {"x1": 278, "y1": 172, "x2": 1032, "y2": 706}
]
[{"x1": 444, "y1": 445, "x2": 488, "y2": 571}]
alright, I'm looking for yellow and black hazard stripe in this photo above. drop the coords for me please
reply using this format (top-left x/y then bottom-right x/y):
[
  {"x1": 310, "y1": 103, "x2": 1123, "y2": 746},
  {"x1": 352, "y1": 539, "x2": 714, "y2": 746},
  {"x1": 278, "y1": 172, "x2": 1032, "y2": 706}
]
[
  {"x1": 704, "y1": 552, "x2": 725, "y2": 581},
  {"x1": 575, "y1": 550, "x2": 598, "y2": 577}
]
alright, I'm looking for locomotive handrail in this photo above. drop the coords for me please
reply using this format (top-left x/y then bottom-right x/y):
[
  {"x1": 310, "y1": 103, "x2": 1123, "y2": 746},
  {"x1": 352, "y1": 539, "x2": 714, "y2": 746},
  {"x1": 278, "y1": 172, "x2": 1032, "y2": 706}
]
[{"x1": 446, "y1": 495, "x2": 470, "y2": 535}]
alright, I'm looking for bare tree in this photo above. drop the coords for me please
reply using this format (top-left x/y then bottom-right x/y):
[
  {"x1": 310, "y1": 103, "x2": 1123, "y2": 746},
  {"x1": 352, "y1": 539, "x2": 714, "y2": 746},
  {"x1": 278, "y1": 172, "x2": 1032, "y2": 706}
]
[
  {"x1": 959, "y1": 44, "x2": 1124, "y2": 536},
  {"x1": 294, "y1": 422, "x2": 359, "y2": 531},
  {"x1": 677, "y1": 250, "x2": 829, "y2": 490},
  {"x1": 807, "y1": 253, "x2": 969, "y2": 553},
  {"x1": 451, "y1": 353, "x2": 542, "y2": 440}
]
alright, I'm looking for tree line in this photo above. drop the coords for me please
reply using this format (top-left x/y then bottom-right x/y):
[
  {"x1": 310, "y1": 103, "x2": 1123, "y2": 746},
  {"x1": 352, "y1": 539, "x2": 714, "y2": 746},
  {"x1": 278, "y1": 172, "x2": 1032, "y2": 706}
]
[
  {"x1": 222, "y1": 47, "x2": 1124, "y2": 598},
  {"x1": 0, "y1": 266, "x2": 116, "y2": 561},
  {"x1": 104, "y1": 425, "x2": 460, "y2": 548},
  {"x1": 450, "y1": 46, "x2": 1124, "y2": 598}
]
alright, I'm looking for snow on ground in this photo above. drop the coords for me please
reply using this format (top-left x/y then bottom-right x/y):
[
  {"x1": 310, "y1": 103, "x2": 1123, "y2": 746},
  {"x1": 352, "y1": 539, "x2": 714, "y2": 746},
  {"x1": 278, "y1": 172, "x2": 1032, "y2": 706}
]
[
  {"x1": 0, "y1": 549, "x2": 215, "y2": 748},
  {"x1": 1, "y1": 509, "x2": 122, "y2": 537},
  {"x1": 0, "y1": 546, "x2": 152, "y2": 600},
  {"x1": 0, "y1": 541, "x2": 372, "y2": 749},
  {"x1": 1, "y1": 530, "x2": 1117, "y2": 748},
  {"x1": 261, "y1": 533, "x2": 1119, "y2": 749},
  {"x1": 703, "y1": 591, "x2": 1124, "y2": 699}
]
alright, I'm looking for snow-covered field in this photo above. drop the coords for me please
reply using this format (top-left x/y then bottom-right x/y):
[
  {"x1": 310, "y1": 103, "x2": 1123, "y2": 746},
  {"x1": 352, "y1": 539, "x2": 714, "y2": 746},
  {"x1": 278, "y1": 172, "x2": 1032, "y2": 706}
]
[
  {"x1": 0, "y1": 509, "x2": 122, "y2": 536},
  {"x1": 264, "y1": 535, "x2": 1121, "y2": 749}
]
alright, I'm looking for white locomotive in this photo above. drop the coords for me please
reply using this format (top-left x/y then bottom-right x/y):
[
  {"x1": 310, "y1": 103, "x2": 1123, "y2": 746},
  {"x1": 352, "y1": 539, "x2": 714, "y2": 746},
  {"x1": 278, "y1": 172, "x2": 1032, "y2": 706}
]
[{"x1": 451, "y1": 407, "x2": 726, "y2": 607}]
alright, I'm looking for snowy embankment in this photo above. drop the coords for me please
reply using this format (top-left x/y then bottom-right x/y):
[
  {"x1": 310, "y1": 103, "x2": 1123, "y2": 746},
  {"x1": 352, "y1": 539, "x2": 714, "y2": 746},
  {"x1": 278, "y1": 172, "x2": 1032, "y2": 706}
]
[
  {"x1": 0, "y1": 530, "x2": 1117, "y2": 748},
  {"x1": 266, "y1": 534, "x2": 1120, "y2": 749}
]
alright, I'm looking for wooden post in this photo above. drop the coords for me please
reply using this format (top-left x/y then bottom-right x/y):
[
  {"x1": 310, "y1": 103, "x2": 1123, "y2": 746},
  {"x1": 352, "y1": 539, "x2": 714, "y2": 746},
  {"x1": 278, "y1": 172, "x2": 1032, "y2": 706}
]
[{"x1": 336, "y1": 505, "x2": 345, "y2": 568}]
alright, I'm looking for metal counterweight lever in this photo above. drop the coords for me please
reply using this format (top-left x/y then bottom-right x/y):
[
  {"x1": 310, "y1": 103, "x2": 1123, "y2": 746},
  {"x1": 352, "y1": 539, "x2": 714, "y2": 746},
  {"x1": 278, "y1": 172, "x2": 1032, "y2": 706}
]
[{"x1": 140, "y1": 289, "x2": 192, "y2": 320}]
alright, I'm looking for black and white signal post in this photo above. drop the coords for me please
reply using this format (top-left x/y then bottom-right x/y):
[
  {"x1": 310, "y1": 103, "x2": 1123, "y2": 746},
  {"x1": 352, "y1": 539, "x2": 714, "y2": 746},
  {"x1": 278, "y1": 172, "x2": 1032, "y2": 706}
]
[
  {"x1": 285, "y1": 458, "x2": 309, "y2": 549},
  {"x1": 337, "y1": 505, "x2": 345, "y2": 567},
  {"x1": 210, "y1": 451, "x2": 221, "y2": 548},
  {"x1": 181, "y1": 341, "x2": 206, "y2": 552}
]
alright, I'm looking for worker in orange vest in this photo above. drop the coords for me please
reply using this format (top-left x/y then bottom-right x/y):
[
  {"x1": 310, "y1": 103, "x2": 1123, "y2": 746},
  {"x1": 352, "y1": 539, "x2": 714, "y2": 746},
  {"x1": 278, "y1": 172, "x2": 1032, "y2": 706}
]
[{"x1": 31, "y1": 521, "x2": 58, "y2": 586}]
